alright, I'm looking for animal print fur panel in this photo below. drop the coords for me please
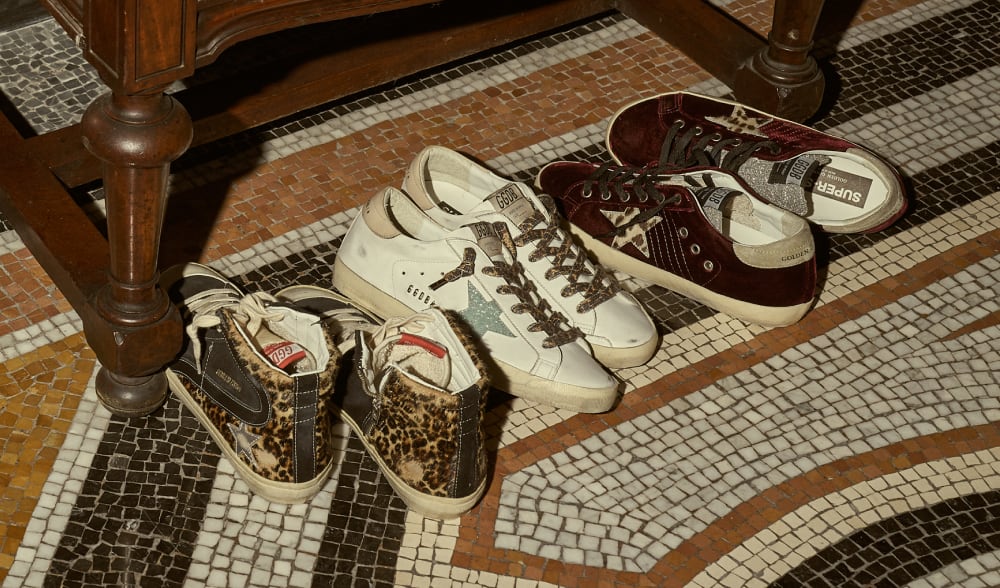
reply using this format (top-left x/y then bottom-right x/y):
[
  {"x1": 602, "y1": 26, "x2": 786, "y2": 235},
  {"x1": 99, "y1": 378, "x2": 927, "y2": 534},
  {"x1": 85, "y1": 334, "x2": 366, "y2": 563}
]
[
  {"x1": 176, "y1": 310, "x2": 341, "y2": 484},
  {"x1": 365, "y1": 310, "x2": 490, "y2": 498}
]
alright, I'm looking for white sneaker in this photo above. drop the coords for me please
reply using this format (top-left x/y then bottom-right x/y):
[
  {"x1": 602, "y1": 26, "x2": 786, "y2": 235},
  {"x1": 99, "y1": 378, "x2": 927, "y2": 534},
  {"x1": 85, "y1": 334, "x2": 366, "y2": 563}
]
[
  {"x1": 401, "y1": 146, "x2": 658, "y2": 368},
  {"x1": 332, "y1": 186, "x2": 620, "y2": 413}
]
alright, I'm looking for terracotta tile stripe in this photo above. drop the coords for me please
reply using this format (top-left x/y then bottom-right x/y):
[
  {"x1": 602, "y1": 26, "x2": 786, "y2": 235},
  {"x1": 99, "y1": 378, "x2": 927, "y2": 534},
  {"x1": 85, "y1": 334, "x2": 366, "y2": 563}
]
[
  {"x1": 0, "y1": 249, "x2": 71, "y2": 340},
  {"x1": 0, "y1": 333, "x2": 94, "y2": 584},
  {"x1": 942, "y1": 309, "x2": 1000, "y2": 342},
  {"x1": 453, "y1": 230, "x2": 999, "y2": 586},
  {"x1": 173, "y1": 33, "x2": 704, "y2": 262}
]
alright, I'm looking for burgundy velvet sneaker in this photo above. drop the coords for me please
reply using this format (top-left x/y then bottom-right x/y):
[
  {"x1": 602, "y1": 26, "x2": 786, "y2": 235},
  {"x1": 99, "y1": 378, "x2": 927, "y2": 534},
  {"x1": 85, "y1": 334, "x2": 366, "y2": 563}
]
[
  {"x1": 536, "y1": 162, "x2": 817, "y2": 327},
  {"x1": 606, "y1": 92, "x2": 907, "y2": 234}
]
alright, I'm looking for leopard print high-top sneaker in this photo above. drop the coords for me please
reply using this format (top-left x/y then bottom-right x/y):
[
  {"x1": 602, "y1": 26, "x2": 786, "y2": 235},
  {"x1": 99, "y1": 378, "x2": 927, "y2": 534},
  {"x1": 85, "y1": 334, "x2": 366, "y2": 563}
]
[
  {"x1": 279, "y1": 285, "x2": 491, "y2": 519},
  {"x1": 162, "y1": 264, "x2": 341, "y2": 504}
]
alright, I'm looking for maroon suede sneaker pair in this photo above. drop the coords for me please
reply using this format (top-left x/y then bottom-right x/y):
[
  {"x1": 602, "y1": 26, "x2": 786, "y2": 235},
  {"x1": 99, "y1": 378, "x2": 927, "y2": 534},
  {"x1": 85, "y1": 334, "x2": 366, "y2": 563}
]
[
  {"x1": 537, "y1": 92, "x2": 908, "y2": 326},
  {"x1": 605, "y1": 92, "x2": 907, "y2": 234}
]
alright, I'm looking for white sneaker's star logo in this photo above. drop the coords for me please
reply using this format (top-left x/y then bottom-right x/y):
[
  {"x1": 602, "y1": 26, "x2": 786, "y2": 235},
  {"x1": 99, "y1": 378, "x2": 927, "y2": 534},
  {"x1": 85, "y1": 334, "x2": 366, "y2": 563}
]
[
  {"x1": 600, "y1": 208, "x2": 662, "y2": 258},
  {"x1": 705, "y1": 104, "x2": 772, "y2": 138},
  {"x1": 227, "y1": 422, "x2": 261, "y2": 467},
  {"x1": 459, "y1": 282, "x2": 516, "y2": 338}
]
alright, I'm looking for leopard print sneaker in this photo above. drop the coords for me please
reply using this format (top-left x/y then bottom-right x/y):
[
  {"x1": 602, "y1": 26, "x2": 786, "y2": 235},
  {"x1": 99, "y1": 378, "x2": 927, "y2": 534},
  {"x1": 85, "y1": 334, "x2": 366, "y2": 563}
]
[
  {"x1": 278, "y1": 285, "x2": 491, "y2": 519},
  {"x1": 162, "y1": 263, "x2": 341, "y2": 504}
]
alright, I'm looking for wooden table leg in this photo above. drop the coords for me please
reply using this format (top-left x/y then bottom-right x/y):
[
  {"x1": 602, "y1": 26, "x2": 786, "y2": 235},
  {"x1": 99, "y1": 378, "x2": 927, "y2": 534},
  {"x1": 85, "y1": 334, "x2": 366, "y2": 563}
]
[
  {"x1": 80, "y1": 91, "x2": 192, "y2": 417},
  {"x1": 619, "y1": 0, "x2": 826, "y2": 121},
  {"x1": 733, "y1": 0, "x2": 826, "y2": 121}
]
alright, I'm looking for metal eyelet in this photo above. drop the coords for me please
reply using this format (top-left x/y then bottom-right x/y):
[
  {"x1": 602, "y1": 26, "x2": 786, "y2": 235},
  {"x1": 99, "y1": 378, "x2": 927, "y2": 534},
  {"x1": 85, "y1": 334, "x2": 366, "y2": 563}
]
[
  {"x1": 678, "y1": 227, "x2": 689, "y2": 238},
  {"x1": 690, "y1": 244, "x2": 701, "y2": 255},
  {"x1": 582, "y1": 187, "x2": 593, "y2": 198},
  {"x1": 693, "y1": 126, "x2": 703, "y2": 135},
  {"x1": 600, "y1": 191, "x2": 612, "y2": 201},
  {"x1": 703, "y1": 260, "x2": 714, "y2": 271}
]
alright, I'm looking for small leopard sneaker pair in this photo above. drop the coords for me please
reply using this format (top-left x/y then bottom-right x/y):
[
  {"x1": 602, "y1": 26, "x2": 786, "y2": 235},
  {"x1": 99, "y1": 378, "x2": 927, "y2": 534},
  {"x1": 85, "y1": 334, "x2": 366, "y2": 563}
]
[
  {"x1": 162, "y1": 263, "x2": 340, "y2": 504},
  {"x1": 278, "y1": 285, "x2": 490, "y2": 519},
  {"x1": 536, "y1": 162, "x2": 817, "y2": 327},
  {"x1": 402, "y1": 146, "x2": 658, "y2": 369},
  {"x1": 333, "y1": 186, "x2": 621, "y2": 413},
  {"x1": 606, "y1": 91, "x2": 907, "y2": 234}
]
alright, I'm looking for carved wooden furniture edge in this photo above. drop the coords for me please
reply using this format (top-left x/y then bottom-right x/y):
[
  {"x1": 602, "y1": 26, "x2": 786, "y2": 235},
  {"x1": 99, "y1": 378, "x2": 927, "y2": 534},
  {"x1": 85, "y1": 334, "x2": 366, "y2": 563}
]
[{"x1": 38, "y1": 0, "x2": 475, "y2": 69}]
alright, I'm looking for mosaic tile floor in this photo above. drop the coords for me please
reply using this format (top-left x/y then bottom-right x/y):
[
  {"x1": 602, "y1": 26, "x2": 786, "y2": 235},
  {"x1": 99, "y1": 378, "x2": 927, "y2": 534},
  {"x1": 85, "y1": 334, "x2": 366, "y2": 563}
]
[{"x1": 1, "y1": 0, "x2": 999, "y2": 586}]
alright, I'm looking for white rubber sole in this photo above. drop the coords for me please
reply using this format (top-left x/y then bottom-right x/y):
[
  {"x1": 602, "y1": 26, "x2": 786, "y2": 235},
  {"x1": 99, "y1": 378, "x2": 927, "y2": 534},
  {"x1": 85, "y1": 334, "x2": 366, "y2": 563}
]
[
  {"x1": 332, "y1": 256, "x2": 620, "y2": 413},
  {"x1": 567, "y1": 226, "x2": 813, "y2": 327},
  {"x1": 589, "y1": 335, "x2": 660, "y2": 370},
  {"x1": 166, "y1": 369, "x2": 333, "y2": 504}
]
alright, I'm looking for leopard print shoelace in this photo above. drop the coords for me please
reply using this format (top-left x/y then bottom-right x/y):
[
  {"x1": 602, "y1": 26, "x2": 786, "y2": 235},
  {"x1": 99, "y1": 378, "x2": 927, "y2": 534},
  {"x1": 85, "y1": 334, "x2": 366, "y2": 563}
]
[
  {"x1": 512, "y1": 208, "x2": 620, "y2": 314},
  {"x1": 581, "y1": 164, "x2": 685, "y2": 240},
  {"x1": 430, "y1": 222, "x2": 583, "y2": 349}
]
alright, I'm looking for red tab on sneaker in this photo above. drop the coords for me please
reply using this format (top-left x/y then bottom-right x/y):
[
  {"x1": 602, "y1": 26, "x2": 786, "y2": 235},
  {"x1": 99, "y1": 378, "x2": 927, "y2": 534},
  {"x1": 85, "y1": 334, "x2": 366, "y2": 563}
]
[
  {"x1": 398, "y1": 333, "x2": 447, "y2": 358},
  {"x1": 262, "y1": 341, "x2": 308, "y2": 369}
]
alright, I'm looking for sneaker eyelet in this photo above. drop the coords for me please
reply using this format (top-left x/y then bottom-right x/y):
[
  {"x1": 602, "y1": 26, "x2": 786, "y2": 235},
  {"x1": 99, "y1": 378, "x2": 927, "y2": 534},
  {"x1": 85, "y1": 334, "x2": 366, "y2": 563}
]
[
  {"x1": 678, "y1": 227, "x2": 689, "y2": 238},
  {"x1": 690, "y1": 243, "x2": 701, "y2": 255},
  {"x1": 703, "y1": 260, "x2": 714, "y2": 271},
  {"x1": 582, "y1": 188, "x2": 593, "y2": 198},
  {"x1": 693, "y1": 126, "x2": 703, "y2": 135},
  {"x1": 600, "y1": 191, "x2": 612, "y2": 201}
]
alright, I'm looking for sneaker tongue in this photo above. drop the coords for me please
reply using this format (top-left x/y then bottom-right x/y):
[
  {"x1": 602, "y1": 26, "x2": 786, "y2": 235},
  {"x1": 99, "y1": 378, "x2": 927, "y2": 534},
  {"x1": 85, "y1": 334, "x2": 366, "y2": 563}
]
[
  {"x1": 255, "y1": 326, "x2": 314, "y2": 372},
  {"x1": 370, "y1": 332, "x2": 451, "y2": 389},
  {"x1": 464, "y1": 221, "x2": 507, "y2": 262},
  {"x1": 692, "y1": 186, "x2": 742, "y2": 211},
  {"x1": 766, "y1": 154, "x2": 828, "y2": 189},
  {"x1": 739, "y1": 154, "x2": 831, "y2": 216},
  {"x1": 395, "y1": 333, "x2": 450, "y2": 385},
  {"x1": 476, "y1": 183, "x2": 541, "y2": 227},
  {"x1": 261, "y1": 341, "x2": 309, "y2": 371}
]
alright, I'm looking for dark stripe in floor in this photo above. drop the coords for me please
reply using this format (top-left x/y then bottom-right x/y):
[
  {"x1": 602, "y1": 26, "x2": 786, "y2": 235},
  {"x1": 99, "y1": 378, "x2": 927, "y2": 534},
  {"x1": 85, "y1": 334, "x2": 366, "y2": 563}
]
[
  {"x1": 42, "y1": 399, "x2": 220, "y2": 587},
  {"x1": 772, "y1": 489, "x2": 1000, "y2": 587}
]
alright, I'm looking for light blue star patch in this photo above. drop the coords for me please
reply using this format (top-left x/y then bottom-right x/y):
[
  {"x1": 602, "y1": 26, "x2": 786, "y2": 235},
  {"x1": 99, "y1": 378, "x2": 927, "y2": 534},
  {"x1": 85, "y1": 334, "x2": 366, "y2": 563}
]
[{"x1": 459, "y1": 282, "x2": 515, "y2": 339}]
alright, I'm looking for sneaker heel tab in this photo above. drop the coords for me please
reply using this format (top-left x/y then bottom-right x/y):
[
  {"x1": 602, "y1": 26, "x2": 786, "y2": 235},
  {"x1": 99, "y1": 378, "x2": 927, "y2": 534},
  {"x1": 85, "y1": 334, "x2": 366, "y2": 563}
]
[{"x1": 362, "y1": 188, "x2": 406, "y2": 239}]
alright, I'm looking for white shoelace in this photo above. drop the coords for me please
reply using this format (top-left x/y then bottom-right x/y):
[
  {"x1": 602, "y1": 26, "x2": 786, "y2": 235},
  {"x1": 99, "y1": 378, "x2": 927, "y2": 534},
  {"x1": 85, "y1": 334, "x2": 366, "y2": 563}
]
[{"x1": 184, "y1": 287, "x2": 284, "y2": 372}]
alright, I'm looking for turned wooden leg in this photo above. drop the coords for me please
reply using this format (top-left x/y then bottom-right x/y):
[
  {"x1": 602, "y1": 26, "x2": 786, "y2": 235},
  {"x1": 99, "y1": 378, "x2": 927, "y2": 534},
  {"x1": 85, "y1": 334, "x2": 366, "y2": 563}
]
[
  {"x1": 733, "y1": 0, "x2": 826, "y2": 121},
  {"x1": 80, "y1": 91, "x2": 193, "y2": 417}
]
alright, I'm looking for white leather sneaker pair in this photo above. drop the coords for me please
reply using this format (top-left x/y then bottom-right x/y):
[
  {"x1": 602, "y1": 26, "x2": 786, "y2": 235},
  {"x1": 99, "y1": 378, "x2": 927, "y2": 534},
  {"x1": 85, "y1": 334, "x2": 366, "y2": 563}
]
[{"x1": 333, "y1": 146, "x2": 658, "y2": 413}]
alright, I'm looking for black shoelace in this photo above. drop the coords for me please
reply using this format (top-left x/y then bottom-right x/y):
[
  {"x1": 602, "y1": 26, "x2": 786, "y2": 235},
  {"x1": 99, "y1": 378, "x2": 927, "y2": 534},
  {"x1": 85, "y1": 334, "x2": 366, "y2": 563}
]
[
  {"x1": 581, "y1": 164, "x2": 685, "y2": 239},
  {"x1": 657, "y1": 120, "x2": 781, "y2": 171}
]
